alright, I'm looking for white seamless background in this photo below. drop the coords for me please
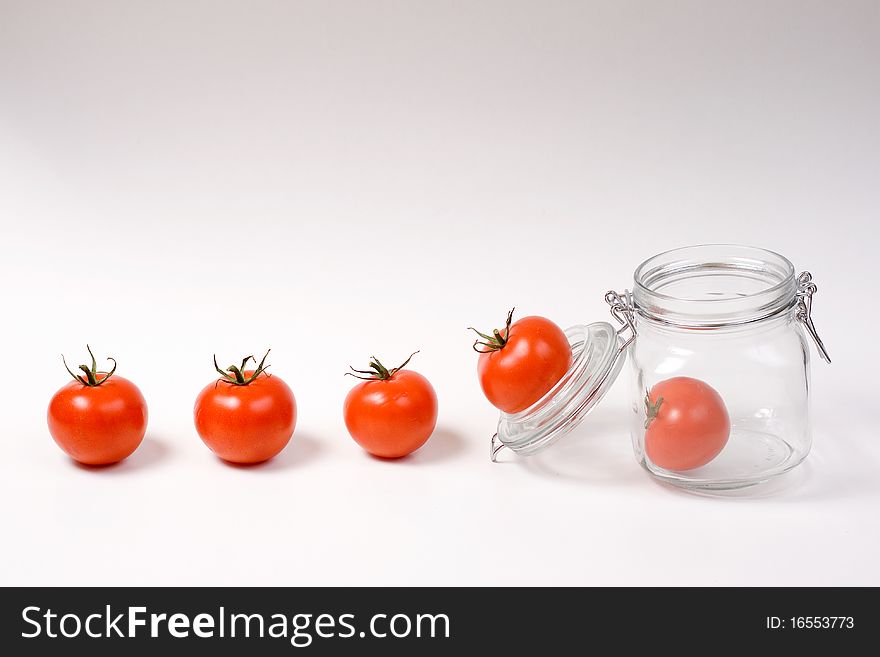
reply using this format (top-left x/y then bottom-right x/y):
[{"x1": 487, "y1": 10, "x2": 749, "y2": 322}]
[{"x1": 1, "y1": 0, "x2": 877, "y2": 585}]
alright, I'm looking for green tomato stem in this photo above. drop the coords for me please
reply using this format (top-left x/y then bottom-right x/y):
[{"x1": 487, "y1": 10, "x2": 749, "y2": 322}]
[
  {"x1": 346, "y1": 351, "x2": 419, "y2": 381},
  {"x1": 213, "y1": 350, "x2": 272, "y2": 386},
  {"x1": 468, "y1": 307, "x2": 515, "y2": 353},
  {"x1": 61, "y1": 345, "x2": 117, "y2": 387}
]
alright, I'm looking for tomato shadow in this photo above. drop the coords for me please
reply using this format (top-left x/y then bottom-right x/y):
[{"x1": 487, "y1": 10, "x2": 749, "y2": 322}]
[
  {"x1": 360, "y1": 426, "x2": 469, "y2": 464},
  {"x1": 70, "y1": 435, "x2": 170, "y2": 473},
  {"x1": 217, "y1": 433, "x2": 324, "y2": 471},
  {"x1": 405, "y1": 426, "x2": 469, "y2": 464}
]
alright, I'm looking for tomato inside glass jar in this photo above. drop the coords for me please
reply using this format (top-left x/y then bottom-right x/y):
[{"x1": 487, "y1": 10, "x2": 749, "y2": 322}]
[{"x1": 622, "y1": 245, "x2": 829, "y2": 490}]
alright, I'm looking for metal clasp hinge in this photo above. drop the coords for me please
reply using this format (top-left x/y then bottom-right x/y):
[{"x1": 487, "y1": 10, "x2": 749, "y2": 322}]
[
  {"x1": 605, "y1": 290, "x2": 637, "y2": 352},
  {"x1": 490, "y1": 433, "x2": 505, "y2": 463},
  {"x1": 796, "y1": 271, "x2": 831, "y2": 364}
]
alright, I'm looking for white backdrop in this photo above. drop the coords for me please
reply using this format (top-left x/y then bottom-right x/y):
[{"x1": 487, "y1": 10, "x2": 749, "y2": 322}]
[{"x1": 1, "y1": 0, "x2": 878, "y2": 585}]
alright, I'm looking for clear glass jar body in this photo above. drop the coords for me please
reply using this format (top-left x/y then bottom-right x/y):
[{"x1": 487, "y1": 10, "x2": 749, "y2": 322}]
[{"x1": 627, "y1": 245, "x2": 813, "y2": 490}]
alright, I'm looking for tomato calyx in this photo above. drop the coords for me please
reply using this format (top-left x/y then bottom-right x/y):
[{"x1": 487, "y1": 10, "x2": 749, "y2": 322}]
[
  {"x1": 62, "y1": 345, "x2": 118, "y2": 387},
  {"x1": 346, "y1": 351, "x2": 419, "y2": 381},
  {"x1": 214, "y1": 349, "x2": 272, "y2": 386},
  {"x1": 468, "y1": 307, "x2": 515, "y2": 353},
  {"x1": 644, "y1": 391, "x2": 665, "y2": 429}
]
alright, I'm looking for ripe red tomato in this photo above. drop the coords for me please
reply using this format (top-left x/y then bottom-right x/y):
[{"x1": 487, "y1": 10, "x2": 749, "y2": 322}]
[
  {"x1": 47, "y1": 347, "x2": 148, "y2": 465},
  {"x1": 470, "y1": 309, "x2": 571, "y2": 414},
  {"x1": 194, "y1": 351, "x2": 296, "y2": 464},
  {"x1": 644, "y1": 376, "x2": 730, "y2": 471},
  {"x1": 344, "y1": 352, "x2": 438, "y2": 458}
]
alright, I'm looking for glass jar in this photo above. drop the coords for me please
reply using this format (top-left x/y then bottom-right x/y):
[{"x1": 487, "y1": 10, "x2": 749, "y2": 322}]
[{"x1": 490, "y1": 244, "x2": 830, "y2": 492}]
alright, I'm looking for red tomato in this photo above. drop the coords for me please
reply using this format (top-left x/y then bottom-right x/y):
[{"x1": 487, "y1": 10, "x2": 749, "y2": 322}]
[
  {"x1": 644, "y1": 376, "x2": 730, "y2": 471},
  {"x1": 470, "y1": 309, "x2": 571, "y2": 414},
  {"x1": 344, "y1": 352, "x2": 438, "y2": 458},
  {"x1": 47, "y1": 347, "x2": 148, "y2": 465},
  {"x1": 194, "y1": 351, "x2": 296, "y2": 464}
]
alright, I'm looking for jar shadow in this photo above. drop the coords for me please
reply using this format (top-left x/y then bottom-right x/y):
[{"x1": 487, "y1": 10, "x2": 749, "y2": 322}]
[
  {"x1": 514, "y1": 410, "x2": 643, "y2": 486},
  {"x1": 646, "y1": 439, "x2": 878, "y2": 503},
  {"x1": 645, "y1": 466, "x2": 812, "y2": 500}
]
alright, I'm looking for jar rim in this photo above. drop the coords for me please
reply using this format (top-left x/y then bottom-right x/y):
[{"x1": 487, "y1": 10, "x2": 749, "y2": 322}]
[{"x1": 632, "y1": 244, "x2": 797, "y2": 327}]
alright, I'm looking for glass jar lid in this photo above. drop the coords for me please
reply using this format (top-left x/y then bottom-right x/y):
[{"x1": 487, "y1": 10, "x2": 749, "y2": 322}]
[{"x1": 492, "y1": 293, "x2": 634, "y2": 460}]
